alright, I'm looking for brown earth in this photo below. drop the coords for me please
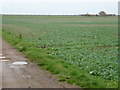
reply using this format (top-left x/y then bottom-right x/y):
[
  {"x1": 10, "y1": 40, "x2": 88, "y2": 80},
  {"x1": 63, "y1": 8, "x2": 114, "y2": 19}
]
[{"x1": 0, "y1": 38, "x2": 79, "y2": 88}]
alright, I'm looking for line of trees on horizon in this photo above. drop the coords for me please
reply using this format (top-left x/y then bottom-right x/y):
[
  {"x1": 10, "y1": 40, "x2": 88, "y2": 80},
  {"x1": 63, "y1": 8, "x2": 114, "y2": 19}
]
[
  {"x1": 1, "y1": 11, "x2": 116, "y2": 16},
  {"x1": 79, "y1": 11, "x2": 116, "y2": 17}
]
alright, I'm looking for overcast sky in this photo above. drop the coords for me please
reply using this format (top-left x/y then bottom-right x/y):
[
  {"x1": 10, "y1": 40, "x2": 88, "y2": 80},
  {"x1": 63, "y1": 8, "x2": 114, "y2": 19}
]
[{"x1": 1, "y1": 0, "x2": 119, "y2": 15}]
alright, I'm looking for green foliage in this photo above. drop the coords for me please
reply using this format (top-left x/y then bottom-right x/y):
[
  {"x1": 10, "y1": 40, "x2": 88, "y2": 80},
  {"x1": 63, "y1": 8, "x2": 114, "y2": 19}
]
[{"x1": 2, "y1": 15, "x2": 118, "y2": 88}]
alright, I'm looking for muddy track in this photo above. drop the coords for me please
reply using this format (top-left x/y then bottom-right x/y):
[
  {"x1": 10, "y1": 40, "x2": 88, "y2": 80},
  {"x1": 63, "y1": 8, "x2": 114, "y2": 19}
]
[{"x1": 0, "y1": 38, "x2": 79, "y2": 88}]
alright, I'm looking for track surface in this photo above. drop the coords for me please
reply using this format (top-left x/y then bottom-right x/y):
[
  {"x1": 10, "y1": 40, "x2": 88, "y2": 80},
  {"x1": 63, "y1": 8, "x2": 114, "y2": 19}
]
[{"x1": 0, "y1": 38, "x2": 79, "y2": 88}]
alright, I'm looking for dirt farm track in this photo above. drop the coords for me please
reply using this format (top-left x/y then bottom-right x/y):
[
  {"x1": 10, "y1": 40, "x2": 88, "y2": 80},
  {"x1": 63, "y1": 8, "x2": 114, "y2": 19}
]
[{"x1": 0, "y1": 38, "x2": 79, "y2": 88}]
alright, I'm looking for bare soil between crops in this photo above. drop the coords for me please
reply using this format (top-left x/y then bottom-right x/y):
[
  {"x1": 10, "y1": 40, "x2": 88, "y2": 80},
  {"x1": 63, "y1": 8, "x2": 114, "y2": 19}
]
[{"x1": 0, "y1": 38, "x2": 79, "y2": 88}]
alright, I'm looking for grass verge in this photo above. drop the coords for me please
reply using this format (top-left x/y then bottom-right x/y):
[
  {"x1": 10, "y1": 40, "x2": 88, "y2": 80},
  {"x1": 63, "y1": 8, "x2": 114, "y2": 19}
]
[{"x1": 2, "y1": 30, "x2": 118, "y2": 88}]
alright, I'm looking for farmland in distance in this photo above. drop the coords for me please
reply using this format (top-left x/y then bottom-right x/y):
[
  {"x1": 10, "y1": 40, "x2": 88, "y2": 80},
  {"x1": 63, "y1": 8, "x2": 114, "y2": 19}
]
[{"x1": 2, "y1": 15, "x2": 118, "y2": 87}]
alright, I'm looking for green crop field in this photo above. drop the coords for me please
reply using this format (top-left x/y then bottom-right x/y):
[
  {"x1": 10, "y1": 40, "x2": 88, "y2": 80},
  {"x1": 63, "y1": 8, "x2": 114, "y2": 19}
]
[{"x1": 2, "y1": 15, "x2": 118, "y2": 88}]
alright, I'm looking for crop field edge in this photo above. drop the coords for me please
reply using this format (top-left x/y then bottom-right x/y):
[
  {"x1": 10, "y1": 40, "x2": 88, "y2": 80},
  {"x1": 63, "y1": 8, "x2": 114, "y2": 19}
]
[{"x1": 2, "y1": 30, "x2": 118, "y2": 88}]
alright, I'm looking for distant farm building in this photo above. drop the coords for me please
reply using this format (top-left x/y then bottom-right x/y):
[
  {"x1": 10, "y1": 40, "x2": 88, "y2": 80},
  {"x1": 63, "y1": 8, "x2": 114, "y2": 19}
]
[
  {"x1": 79, "y1": 14, "x2": 99, "y2": 17},
  {"x1": 106, "y1": 14, "x2": 116, "y2": 16},
  {"x1": 78, "y1": 11, "x2": 116, "y2": 17},
  {"x1": 99, "y1": 11, "x2": 116, "y2": 16}
]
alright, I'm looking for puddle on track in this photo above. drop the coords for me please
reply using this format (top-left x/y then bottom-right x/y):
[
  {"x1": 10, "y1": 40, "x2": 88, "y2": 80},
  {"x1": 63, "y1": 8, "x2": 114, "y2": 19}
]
[
  {"x1": 0, "y1": 56, "x2": 6, "y2": 59},
  {"x1": 10, "y1": 61, "x2": 28, "y2": 69},
  {"x1": 12, "y1": 61, "x2": 28, "y2": 65}
]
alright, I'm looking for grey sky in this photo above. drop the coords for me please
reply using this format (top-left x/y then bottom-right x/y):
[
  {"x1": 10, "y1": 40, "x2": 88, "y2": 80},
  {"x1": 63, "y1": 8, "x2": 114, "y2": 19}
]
[{"x1": 1, "y1": 0, "x2": 119, "y2": 15}]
